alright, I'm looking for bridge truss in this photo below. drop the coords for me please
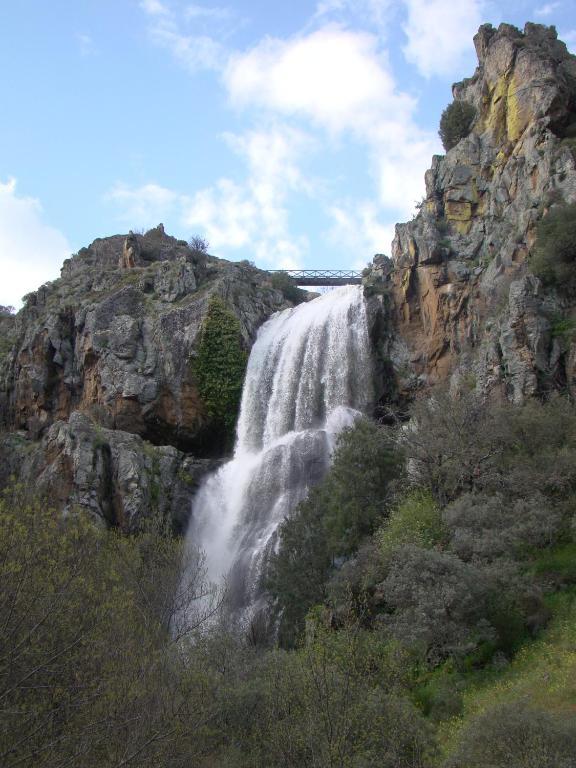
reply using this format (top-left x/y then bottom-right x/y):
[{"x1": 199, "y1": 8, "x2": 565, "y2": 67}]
[{"x1": 268, "y1": 269, "x2": 362, "y2": 286}]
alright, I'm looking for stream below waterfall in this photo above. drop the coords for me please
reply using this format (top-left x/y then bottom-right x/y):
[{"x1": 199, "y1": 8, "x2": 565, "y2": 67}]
[{"x1": 183, "y1": 284, "x2": 372, "y2": 628}]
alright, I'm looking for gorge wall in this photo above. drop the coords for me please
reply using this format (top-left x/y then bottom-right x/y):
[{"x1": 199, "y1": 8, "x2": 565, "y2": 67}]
[
  {"x1": 365, "y1": 21, "x2": 576, "y2": 410},
  {"x1": 0, "y1": 226, "x2": 296, "y2": 529},
  {"x1": 1, "y1": 21, "x2": 576, "y2": 530}
]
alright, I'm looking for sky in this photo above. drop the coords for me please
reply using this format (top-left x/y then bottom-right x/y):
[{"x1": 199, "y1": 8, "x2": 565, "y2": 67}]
[{"x1": 0, "y1": 0, "x2": 575, "y2": 307}]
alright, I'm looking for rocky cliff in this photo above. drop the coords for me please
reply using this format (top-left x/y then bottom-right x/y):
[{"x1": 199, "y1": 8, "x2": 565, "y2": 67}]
[
  {"x1": 366, "y1": 22, "x2": 576, "y2": 409},
  {"x1": 2, "y1": 21, "x2": 576, "y2": 527},
  {"x1": 0, "y1": 225, "x2": 292, "y2": 529}
]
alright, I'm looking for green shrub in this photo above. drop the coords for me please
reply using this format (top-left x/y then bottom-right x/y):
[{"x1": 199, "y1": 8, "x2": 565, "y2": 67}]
[
  {"x1": 439, "y1": 101, "x2": 476, "y2": 151},
  {"x1": 322, "y1": 418, "x2": 404, "y2": 556},
  {"x1": 379, "y1": 545, "x2": 497, "y2": 666},
  {"x1": 446, "y1": 702, "x2": 576, "y2": 768},
  {"x1": 270, "y1": 271, "x2": 307, "y2": 304},
  {"x1": 0, "y1": 485, "x2": 213, "y2": 767},
  {"x1": 531, "y1": 202, "x2": 576, "y2": 290},
  {"x1": 192, "y1": 295, "x2": 248, "y2": 450},
  {"x1": 265, "y1": 418, "x2": 402, "y2": 645},
  {"x1": 379, "y1": 490, "x2": 444, "y2": 558}
]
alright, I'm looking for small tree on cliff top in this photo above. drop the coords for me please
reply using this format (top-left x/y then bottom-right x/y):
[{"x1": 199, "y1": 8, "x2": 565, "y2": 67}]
[{"x1": 439, "y1": 101, "x2": 476, "y2": 151}]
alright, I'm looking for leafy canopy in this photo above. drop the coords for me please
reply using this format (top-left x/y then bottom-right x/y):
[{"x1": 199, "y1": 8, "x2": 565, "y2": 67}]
[{"x1": 439, "y1": 101, "x2": 476, "y2": 151}]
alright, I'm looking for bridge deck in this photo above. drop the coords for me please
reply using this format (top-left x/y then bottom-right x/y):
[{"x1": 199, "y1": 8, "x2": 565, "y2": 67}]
[{"x1": 269, "y1": 269, "x2": 362, "y2": 286}]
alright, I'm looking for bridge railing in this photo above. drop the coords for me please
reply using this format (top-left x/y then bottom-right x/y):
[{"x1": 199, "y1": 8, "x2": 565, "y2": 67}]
[{"x1": 268, "y1": 269, "x2": 363, "y2": 285}]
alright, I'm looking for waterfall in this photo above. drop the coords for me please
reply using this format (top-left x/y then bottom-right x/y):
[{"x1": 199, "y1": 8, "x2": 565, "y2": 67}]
[{"x1": 184, "y1": 285, "x2": 372, "y2": 626}]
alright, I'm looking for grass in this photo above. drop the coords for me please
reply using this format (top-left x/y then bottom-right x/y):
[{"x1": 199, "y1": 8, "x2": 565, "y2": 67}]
[
  {"x1": 531, "y1": 541, "x2": 576, "y2": 585},
  {"x1": 436, "y1": 588, "x2": 576, "y2": 763}
]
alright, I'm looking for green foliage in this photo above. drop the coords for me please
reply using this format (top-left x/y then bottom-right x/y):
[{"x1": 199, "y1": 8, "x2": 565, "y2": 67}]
[
  {"x1": 0, "y1": 484, "x2": 214, "y2": 767},
  {"x1": 446, "y1": 703, "x2": 576, "y2": 768},
  {"x1": 200, "y1": 625, "x2": 435, "y2": 768},
  {"x1": 264, "y1": 483, "x2": 332, "y2": 647},
  {"x1": 551, "y1": 314, "x2": 576, "y2": 340},
  {"x1": 438, "y1": 101, "x2": 476, "y2": 151},
  {"x1": 379, "y1": 490, "x2": 444, "y2": 558},
  {"x1": 265, "y1": 418, "x2": 402, "y2": 646},
  {"x1": 379, "y1": 545, "x2": 498, "y2": 665},
  {"x1": 192, "y1": 295, "x2": 248, "y2": 449},
  {"x1": 323, "y1": 418, "x2": 404, "y2": 555},
  {"x1": 531, "y1": 542, "x2": 576, "y2": 585},
  {"x1": 270, "y1": 272, "x2": 307, "y2": 304},
  {"x1": 443, "y1": 492, "x2": 562, "y2": 563},
  {"x1": 531, "y1": 202, "x2": 576, "y2": 290}
]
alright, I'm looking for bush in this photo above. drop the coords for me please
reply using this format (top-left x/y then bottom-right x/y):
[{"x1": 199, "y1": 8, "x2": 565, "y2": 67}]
[
  {"x1": 444, "y1": 492, "x2": 562, "y2": 563},
  {"x1": 188, "y1": 234, "x2": 209, "y2": 253},
  {"x1": 270, "y1": 272, "x2": 307, "y2": 305},
  {"x1": 379, "y1": 545, "x2": 496, "y2": 665},
  {"x1": 439, "y1": 101, "x2": 476, "y2": 151},
  {"x1": 0, "y1": 486, "x2": 213, "y2": 767},
  {"x1": 446, "y1": 702, "x2": 576, "y2": 768},
  {"x1": 322, "y1": 418, "x2": 403, "y2": 556},
  {"x1": 265, "y1": 418, "x2": 402, "y2": 645},
  {"x1": 399, "y1": 390, "x2": 502, "y2": 504},
  {"x1": 192, "y1": 295, "x2": 248, "y2": 450},
  {"x1": 531, "y1": 202, "x2": 576, "y2": 290},
  {"x1": 379, "y1": 490, "x2": 444, "y2": 558}
]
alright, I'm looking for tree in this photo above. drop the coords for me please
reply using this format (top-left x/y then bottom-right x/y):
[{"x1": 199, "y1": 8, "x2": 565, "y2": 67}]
[
  {"x1": 188, "y1": 234, "x2": 209, "y2": 253},
  {"x1": 447, "y1": 702, "x2": 576, "y2": 768},
  {"x1": 439, "y1": 101, "x2": 476, "y2": 151},
  {"x1": 531, "y1": 202, "x2": 576, "y2": 290},
  {"x1": 0, "y1": 485, "x2": 215, "y2": 767},
  {"x1": 379, "y1": 545, "x2": 496, "y2": 665},
  {"x1": 265, "y1": 419, "x2": 402, "y2": 646}
]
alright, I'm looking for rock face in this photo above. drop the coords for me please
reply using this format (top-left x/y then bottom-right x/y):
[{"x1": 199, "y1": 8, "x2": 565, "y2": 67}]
[
  {"x1": 0, "y1": 413, "x2": 218, "y2": 533},
  {"x1": 365, "y1": 22, "x2": 576, "y2": 407},
  {"x1": 0, "y1": 226, "x2": 292, "y2": 529},
  {"x1": 0, "y1": 226, "x2": 288, "y2": 451}
]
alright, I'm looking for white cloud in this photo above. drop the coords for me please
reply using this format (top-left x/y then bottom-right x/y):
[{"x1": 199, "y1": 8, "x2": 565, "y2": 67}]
[
  {"x1": 327, "y1": 201, "x2": 395, "y2": 267},
  {"x1": 77, "y1": 33, "x2": 97, "y2": 56},
  {"x1": 224, "y1": 26, "x2": 439, "y2": 215},
  {"x1": 184, "y1": 4, "x2": 233, "y2": 22},
  {"x1": 225, "y1": 26, "x2": 414, "y2": 134},
  {"x1": 182, "y1": 125, "x2": 312, "y2": 266},
  {"x1": 140, "y1": 0, "x2": 228, "y2": 72},
  {"x1": 105, "y1": 182, "x2": 179, "y2": 229},
  {"x1": 313, "y1": 0, "x2": 393, "y2": 28},
  {"x1": 106, "y1": 126, "x2": 312, "y2": 268},
  {"x1": 534, "y1": 2, "x2": 561, "y2": 17},
  {"x1": 140, "y1": 0, "x2": 170, "y2": 16},
  {"x1": 0, "y1": 179, "x2": 71, "y2": 308},
  {"x1": 402, "y1": 0, "x2": 483, "y2": 78},
  {"x1": 137, "y1": 8, "x2": 441, "y2": 266}
]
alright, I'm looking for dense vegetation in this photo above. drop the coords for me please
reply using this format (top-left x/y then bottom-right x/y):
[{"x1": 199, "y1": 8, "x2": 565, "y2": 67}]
[
  {"x1": 531, "y1": 202, "x2": 576, "y2": 291},
  {"x1": 270, "y1": 271, "x2": 308, "y2": 304},
  {"x1": 192, "y1": 296, "x2": 248, "y2": 450},
  {"x1": 2, "y1": 392, "x2": 576, "y2": 766},
  {"x1": 438, "y1": 101, "x2": 476, "y2": 151}
]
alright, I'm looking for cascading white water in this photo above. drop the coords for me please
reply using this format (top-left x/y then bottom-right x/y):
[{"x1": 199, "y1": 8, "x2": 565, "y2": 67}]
[{"x1": 184, "y1": 285, "x2": 372, "y2": 625}]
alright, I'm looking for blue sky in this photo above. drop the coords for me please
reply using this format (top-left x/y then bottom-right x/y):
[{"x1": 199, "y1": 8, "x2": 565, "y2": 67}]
[{"x1": 1, "y1": 0, "x2": 574, "y2": 307}]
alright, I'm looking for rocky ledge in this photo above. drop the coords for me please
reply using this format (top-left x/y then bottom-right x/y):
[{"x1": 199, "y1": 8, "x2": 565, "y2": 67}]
[
  {"x1": 366, "y1": 22, "x2": 576, "y2": 408},
  {"x1": 0, "y1": 225, "x2": 294, "y2": 528}
]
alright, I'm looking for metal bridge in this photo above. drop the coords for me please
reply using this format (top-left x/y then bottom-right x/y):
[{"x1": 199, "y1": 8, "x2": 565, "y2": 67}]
[{"x1": 269, "y1": 269, "x2": 362, "y2": 286}]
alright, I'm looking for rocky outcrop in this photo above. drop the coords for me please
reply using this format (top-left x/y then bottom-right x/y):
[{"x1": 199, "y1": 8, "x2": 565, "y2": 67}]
[
  {"x1": 0, "y1": 412, "x2": 217, "y2": 532},
  {"x1": 0, "y1": 225, "x2": 295, "y2": 528},
  {"x1": 365, "y1": 22, "x2": 576, "y2": 407},
  {"x1": 0, "y1": 225, "x2": 289, "y2": 452}
]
